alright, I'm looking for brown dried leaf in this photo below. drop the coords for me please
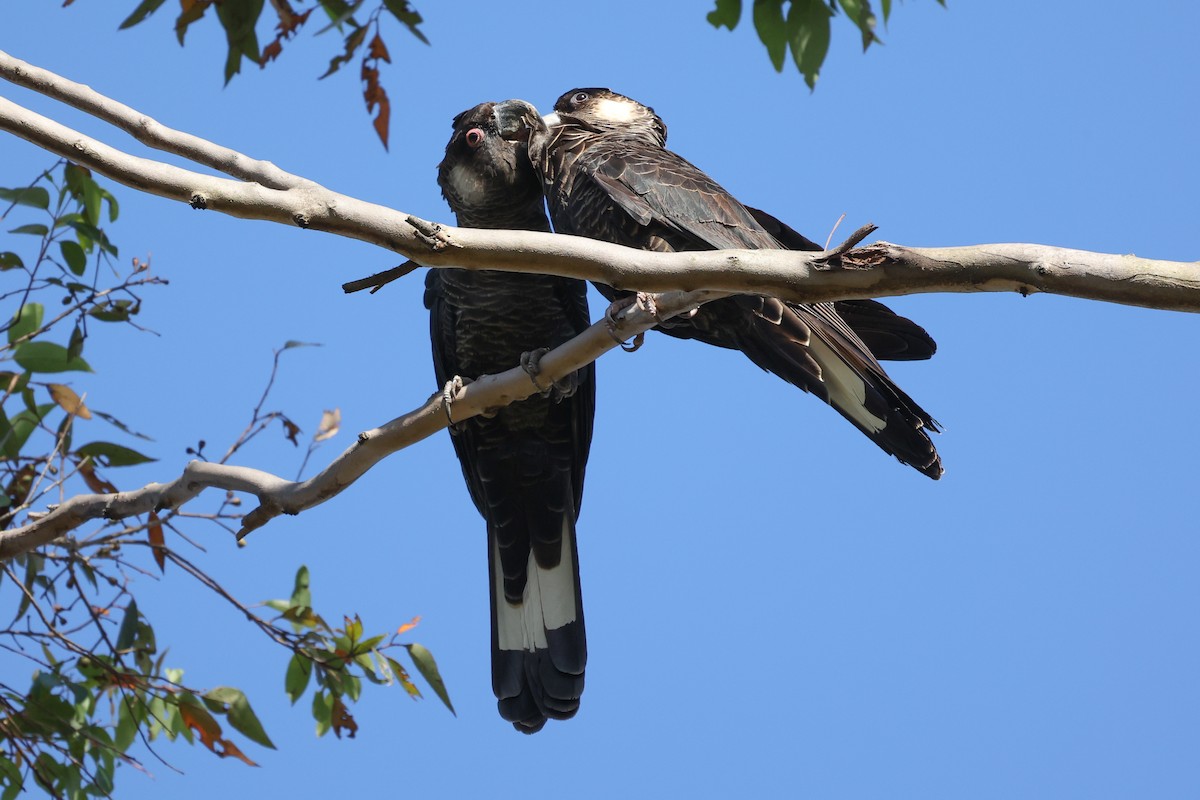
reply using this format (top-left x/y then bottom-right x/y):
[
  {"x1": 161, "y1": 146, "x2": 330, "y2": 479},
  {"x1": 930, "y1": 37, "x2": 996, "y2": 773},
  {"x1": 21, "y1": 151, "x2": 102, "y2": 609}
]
[
  {"x1": 281, "y1": 417, "x2": 301, "y2": 446},
  {"x1": 179, "y1": 702, "x2": 259, "y2": 766},
  {"x1": 368, "y1": 32, "x2": 391, "y2": 62},
  {"x1": 216, "y1": 737, "x2": 259, "y2": 767},
  {"x1": 361, "y1": 65, "x2": 390, "y2": 149},
  {"x1": 48, "y1": 383, "x2": 92, "y2": 419},
  {"x1": 396, "y1": 615, "x2": 420, "y2": 636},
  {"x1": 77, "y1": 459, "x2": 118, "y2": 494},
  {"x1": 148, "y1": 511, "x2": 166, "y2": 573},
  {"x1": 330, "y1": 697, "x2": 358, "y2": 739},
  {"x1": 314, "y1": 408, "x2": 340, "y2": 442}
]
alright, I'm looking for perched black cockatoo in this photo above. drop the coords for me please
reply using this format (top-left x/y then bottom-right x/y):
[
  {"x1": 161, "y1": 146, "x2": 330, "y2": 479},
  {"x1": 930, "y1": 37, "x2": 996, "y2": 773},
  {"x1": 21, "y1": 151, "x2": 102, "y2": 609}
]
[
  {"x1": 426, "y1": 103, "x2": 594, "y2": 733},
  {"x1": 495, "y1": 89, "x2": 942, "y2": 478}
]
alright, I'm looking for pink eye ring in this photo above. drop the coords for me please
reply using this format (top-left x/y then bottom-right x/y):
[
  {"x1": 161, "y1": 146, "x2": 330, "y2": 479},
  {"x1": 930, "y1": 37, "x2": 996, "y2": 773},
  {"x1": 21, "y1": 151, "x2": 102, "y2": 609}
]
[{"x1": 465, "y1": 128, "x2": 485, "y2": 148}]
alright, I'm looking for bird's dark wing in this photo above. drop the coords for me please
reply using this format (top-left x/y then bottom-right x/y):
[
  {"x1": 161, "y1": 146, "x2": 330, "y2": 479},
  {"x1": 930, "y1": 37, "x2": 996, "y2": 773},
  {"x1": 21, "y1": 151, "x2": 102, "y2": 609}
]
[
  {"x1": 745, "y1": 205, "x2": 937, "y2": 362},
  {"x1": 555, "y1": 136, "x2": 941, "y2": 478},
  {"x1": 432, "y1": 104, "x2": 594, "y2": 732}
]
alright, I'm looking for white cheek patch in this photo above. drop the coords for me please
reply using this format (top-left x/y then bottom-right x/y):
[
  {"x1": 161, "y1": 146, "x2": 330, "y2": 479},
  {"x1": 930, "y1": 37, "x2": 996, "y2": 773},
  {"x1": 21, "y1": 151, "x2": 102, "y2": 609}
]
[
  {"x1": 594, "y1": 97, "x2": 638, "y2": 123},
  {"x1": 445, "y1": 162, "x2": 484, "y2": 206}
]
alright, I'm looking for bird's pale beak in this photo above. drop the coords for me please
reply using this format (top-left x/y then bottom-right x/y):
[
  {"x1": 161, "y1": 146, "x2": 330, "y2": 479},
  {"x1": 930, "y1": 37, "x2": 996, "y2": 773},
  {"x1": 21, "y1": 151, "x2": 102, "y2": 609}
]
[{"x1": 493, "y1": 99, "x2": 544, "y2": 142}]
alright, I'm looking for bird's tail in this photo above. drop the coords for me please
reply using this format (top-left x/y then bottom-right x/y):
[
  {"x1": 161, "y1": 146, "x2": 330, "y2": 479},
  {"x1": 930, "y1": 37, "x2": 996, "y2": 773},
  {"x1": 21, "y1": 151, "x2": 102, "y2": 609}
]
[
  {"x1": 736, "y1": 299, "x2": 944, "y2": 479},
  {"x1": 488, "y1": 499, "x2": 587, "y2": 733}
]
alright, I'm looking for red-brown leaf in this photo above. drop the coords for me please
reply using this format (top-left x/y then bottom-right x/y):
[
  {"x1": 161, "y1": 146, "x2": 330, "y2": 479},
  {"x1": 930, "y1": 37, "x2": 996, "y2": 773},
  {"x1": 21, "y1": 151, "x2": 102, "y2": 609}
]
[
  {"x1": 330, "y1": 697, "x2": 358, "y2": 740},
  {"x1": 148, "y1": 511, "x2": 166, "y2": 573},
  {"x1": 281, "y1": 417, "x2": 301, "y2": 446},
  {"x1": 368, "y1": 32, "x2": 391, "y2": 62},
  {"x1": 77, "y1": 459, "x2": 117, "y2": 494}
]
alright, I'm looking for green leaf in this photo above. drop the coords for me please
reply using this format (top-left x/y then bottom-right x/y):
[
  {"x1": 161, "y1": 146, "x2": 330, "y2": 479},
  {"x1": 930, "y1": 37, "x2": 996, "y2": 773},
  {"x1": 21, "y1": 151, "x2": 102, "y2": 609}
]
[
  {"x1": 386, "y1": 656, "x2": 420, "y2": 698},
  {"x1": 67, "y1": 324, "x2": 85, "y2": 362},
  {"x1": 0, "y1": 186, "x2": 50, "y2": 210},
  {"x1": 114, "y1": 697, "x2": 138, "y2": 751},
  {"x1": 204, "y1": 687, "x2": 276, "y2": 749},
  {"x1": 60, "y1": 240, "x2": 87, "y2": 275},
  {"x1": 12, "y1": 553, "x2": 41, "y2": 624},
  {"x1": 2, "y1": 405, "x2": 53, "y2": 459},
  {"x1": 0, "y1": 252, "x2": 23, "y2": 270},
  {"x1": 285, "y1": 653, "x2": 312, "y2": 703},
  {"x1": 102, "y1": 188, "x2": 120, "y2": 222},
  {"x1": 9, "y1": 223, "x2": 48, "y2": 236},
  {"x1": 92, "y1": 410, "x2": 155, "y2": 441},
  {"x1": 291, "y1": 565, "x2": 312, "y2": 609},
  {"x1": 319, "y1": 24, "x2": 367, "y2": 79},
  {"x1": 63, "y1": 220, "x2": 118, "y2": 258},
  {"x1": 707, "y1": 0, "x2": 742, "y2": 30},
  {"x1": 881, "y1": 0, "x2": 892, "y2": 22},
  {"x1": 316, "y1": 0, "x2": 362, "y2": 33},
  {"x1": 119, "y1": 0, "x2": 169, "y2": 29},
  {"x1": 8, "y1": 303, "x2": 44, "y2": 344},
  {"x1": 311, "y1": 690, "x2": 333, "y2": 738},
  {"x1": 216, "y1": 0, "x2": 265, "y2": 84},
  {"x1": 836, "y1": 0, "x2": 879, "y2": 50},
  {"x1": 115, "y1": 598, "x2": 139, "y2": 651},
  {"x1": 75, "y1": 442, "x2": 157, "y2": 467},
  {"x1": 753, "y1": 0, "x2": 788, "y2": 71},
  {"x1": 0, "y1": 756, "x2": 23, "y2": 800},
  {"x1": 13, "y1": 341, "x2": 93, "y2": 374},
  {"x1": 788, "y1": 0, "x2": 834, "y2": 89},
  {"x1": 382, "y1": 0, "x2": 429, "y2": 44},
  {"x1": 405, "y1": 643, "x2": 455, "y2": 715},
  {"x1": 175, "y1": 0, "x2": 209, "y2": 45},
  {"x1": 88, "y1": 298, "x2": 137, "y2": 323},
  {"x1": 54, "y1": 413, "x2": 73, "y2": 455},
  {"x1": 83, "y1": 180, "x2": 103, "y2": 226}
]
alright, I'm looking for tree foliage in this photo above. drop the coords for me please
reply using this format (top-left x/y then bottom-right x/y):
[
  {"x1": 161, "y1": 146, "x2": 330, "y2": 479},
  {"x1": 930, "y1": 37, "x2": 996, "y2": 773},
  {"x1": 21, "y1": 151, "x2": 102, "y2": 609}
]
[
  {"x1": 64, "y1": 0, "x2": 942, "y2": 146},
  {"x1": 0, "y1": 163, "x2": 451, "y2": 799},
  {"x1": 707, "y1": 0, "x2": 946, "y2": 88}
]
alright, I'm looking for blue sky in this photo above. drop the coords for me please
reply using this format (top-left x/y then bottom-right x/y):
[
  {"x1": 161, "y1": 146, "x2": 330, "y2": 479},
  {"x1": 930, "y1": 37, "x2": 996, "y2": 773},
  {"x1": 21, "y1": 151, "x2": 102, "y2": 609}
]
[{"x1": 2, "y1": 1, "x2": 1199, "y2": 797}]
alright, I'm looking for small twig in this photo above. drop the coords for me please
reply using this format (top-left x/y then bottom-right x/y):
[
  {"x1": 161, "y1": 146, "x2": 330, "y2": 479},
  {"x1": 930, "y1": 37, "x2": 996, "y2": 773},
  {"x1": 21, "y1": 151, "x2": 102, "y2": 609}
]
[
  {"x1": 820, "y1": 223, "x2": 879, "y2": 261},
  {"x1": 341, "y1": 260, "x2": 420, "y2": 294},
  {"x1": 824, "y1": 213, "x2": 847, "y2": 251},
  {"x1": 405, "y1": 215, "x2": 456, "y2": 251}
]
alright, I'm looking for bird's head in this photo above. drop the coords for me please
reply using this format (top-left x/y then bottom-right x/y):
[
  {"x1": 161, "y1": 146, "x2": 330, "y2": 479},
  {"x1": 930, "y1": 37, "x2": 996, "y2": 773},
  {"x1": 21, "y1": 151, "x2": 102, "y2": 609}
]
[
  {"x1": 549, "y1": 88, "x2": 667, "y2": 146},
  {"x1": 437, "y1": 102, "x2": 545, "y2": 228}
]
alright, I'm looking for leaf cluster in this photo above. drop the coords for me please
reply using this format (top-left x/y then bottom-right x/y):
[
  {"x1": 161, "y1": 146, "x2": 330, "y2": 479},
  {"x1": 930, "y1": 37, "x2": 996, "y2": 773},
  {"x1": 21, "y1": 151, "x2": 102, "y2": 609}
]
[
  {"x1": 101, "y1": 0, "x2": 430, "y2": 148},
  {"x1": 266, "y1": 566, "x2": 454, "y2": 741},
  {"x1": 1, "y1": 163, "x2": 449, "y2": 799},
  {"x1": 708, "y1": 0, "x2": 945, "y2": 88},
  {"x1": 0, "y1": 163, "x2": 158, "y2": 530}
]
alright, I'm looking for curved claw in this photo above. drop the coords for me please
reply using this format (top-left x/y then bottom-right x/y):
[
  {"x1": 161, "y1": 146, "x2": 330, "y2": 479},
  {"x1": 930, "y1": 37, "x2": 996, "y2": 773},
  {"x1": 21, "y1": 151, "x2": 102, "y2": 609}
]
[
  {"x1": 522, "y1": 347, "x2": 580, "y2": 400},
  {"x1": 603, "y1": 297, "x2": 647, "y2": 352},
  {"x1": 442, "y1": 376, "x2": 473, "y2": 431},
  {"x1": 521, "y1": 348, "x2": 553, "y2": 394}
]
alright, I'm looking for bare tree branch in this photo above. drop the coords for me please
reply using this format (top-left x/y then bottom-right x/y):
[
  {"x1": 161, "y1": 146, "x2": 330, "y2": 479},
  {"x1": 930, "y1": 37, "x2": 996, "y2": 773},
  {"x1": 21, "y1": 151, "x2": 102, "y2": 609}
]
[
  {"x1": 1, "y1": 49, "x2": 1198, "y2": 558},
  {"x1": 0, "y1": 290, "x2": 714, "y2": 559},
  {"x1": 1, "y1": 48, "x2": 1196, "y2": 312}
]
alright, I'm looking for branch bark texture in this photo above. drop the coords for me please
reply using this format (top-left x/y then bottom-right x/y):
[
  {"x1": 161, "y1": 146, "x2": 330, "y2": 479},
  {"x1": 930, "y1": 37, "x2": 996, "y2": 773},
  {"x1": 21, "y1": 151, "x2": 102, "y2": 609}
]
[{"x1": 1, "y1": 49, "x2": 1196, "y2": 312}]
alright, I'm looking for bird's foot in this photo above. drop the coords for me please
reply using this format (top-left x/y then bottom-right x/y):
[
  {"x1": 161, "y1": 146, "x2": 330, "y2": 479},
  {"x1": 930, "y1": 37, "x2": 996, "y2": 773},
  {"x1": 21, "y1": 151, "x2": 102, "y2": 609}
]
[
  {"x1": 442, "y1": 375, "x2": 487, "y2": 430},
  {"x1": 603, "y1": 297, "x2": 646, "y2": 353},
  {"x1": 521, "y1": 348, "x2": 579, "y2": 400},
  {"x1": 636, "y1": 291, "x2": 659, "y2": 320}
]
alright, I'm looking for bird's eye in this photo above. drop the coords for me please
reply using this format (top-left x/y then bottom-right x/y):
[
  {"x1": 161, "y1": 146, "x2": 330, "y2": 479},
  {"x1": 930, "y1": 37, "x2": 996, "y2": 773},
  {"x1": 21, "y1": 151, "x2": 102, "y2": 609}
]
[
  {"x1": 465, "y1": 128, "x2": 485, "y2": 148},
  {"x1": 571, "y1": 91, "x2": 589, "y2": 106}
]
